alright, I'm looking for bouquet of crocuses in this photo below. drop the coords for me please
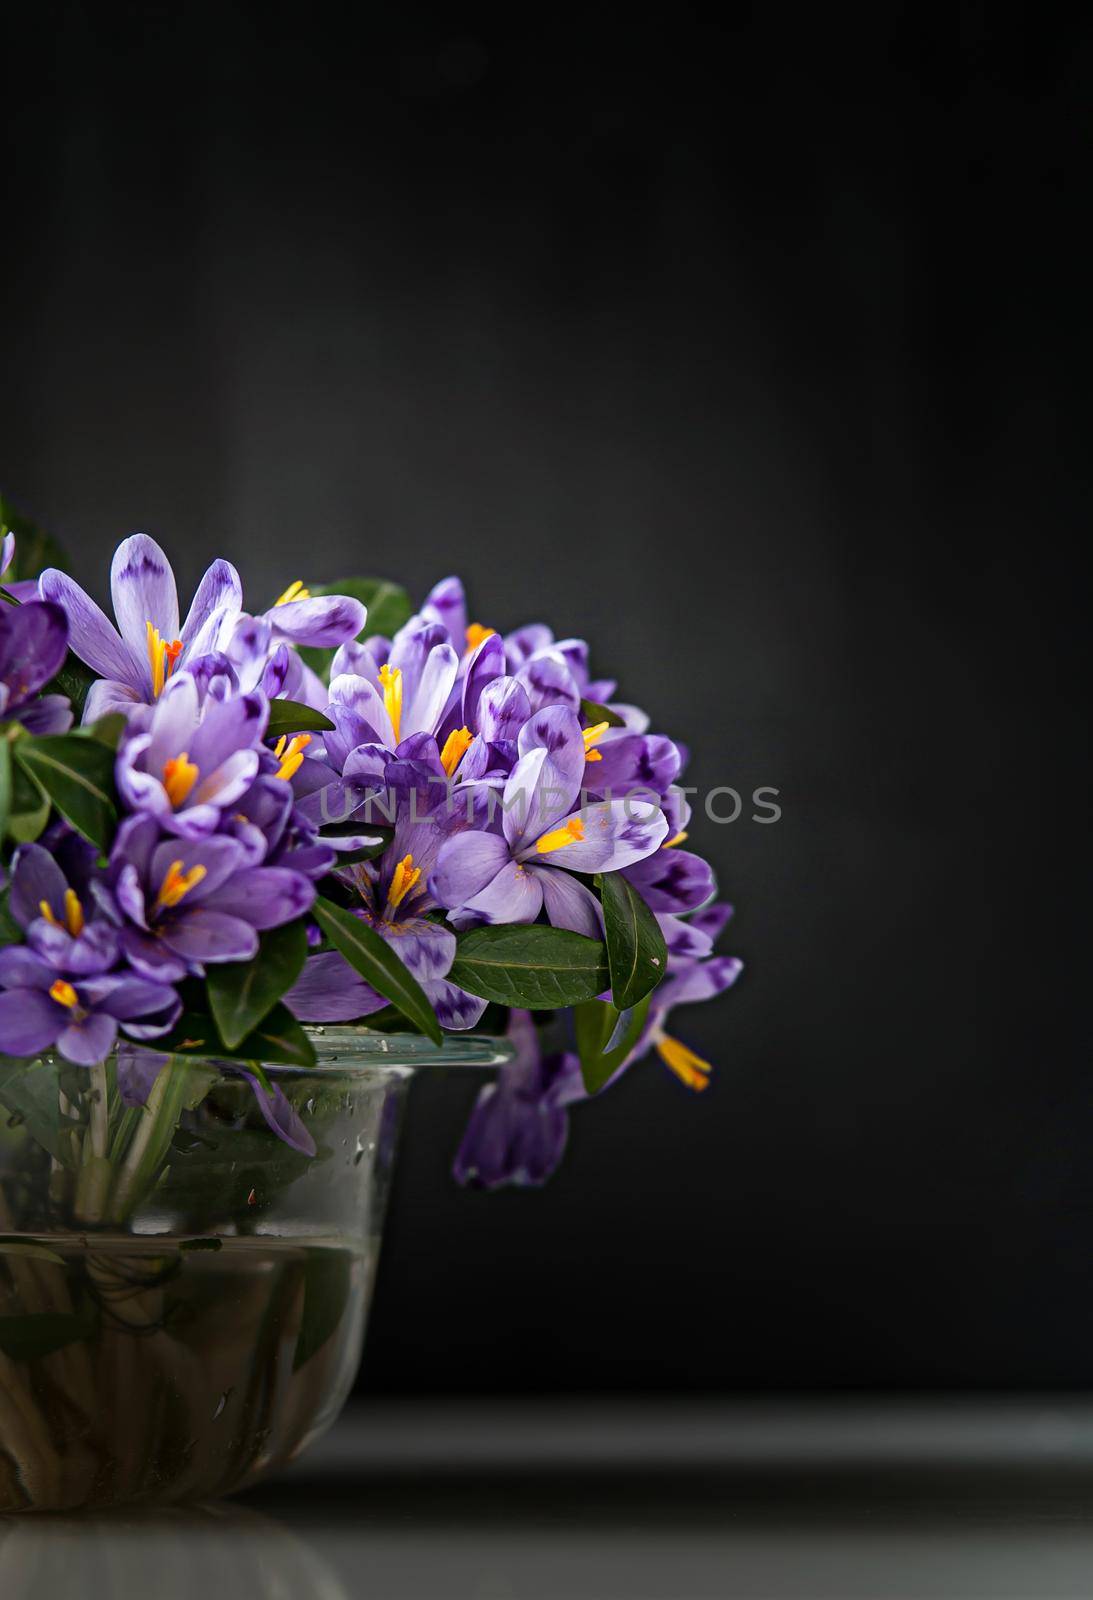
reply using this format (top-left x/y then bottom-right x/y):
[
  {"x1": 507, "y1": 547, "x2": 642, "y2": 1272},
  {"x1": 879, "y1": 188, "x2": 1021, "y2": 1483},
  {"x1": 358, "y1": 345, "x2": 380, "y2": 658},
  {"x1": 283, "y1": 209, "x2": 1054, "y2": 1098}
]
[{"x1": 1, "y1": 498, "x2": 742, "y2": 1187}]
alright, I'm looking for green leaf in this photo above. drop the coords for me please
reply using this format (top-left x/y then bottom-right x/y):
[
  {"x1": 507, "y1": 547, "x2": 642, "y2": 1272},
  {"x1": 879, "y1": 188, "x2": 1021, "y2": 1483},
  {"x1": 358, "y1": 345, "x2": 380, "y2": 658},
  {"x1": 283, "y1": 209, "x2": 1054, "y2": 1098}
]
[
  {"x1": 0, "y1": 1058, "x2": 68, "y2": 1164},
  {"x1": 311, "y1": 896, "x2": 442, "y2": 1044},
  {"x1": 294, "y1": 1248, "x2": 353, "y2": 1371},
  {"x1": 574, "y1": 994, "x2": 652, "y2": 1094},
  {"x1": 449, "y1": 924, "x2": 611, "y2": 1008},
  {"x1": 233, "y1": 1004, "x2": 318, "y2": 1067},
  {"x1": 155, "y1": 1005, "x2": 318, "y2": 1068},
  {"x1": 5, "y1": 759, "x2": 51, "y2": 843},
  {"x1": 207, "y1": 922, "x2": 309, "y2": 1049},
  {"x1": 0, "y1": 1301, "x2": 98, "y2": 1362},
  {"x1": 265, "y1": 699, "x2": 335, "y2": 737},
  {"x1": 14, "y1": 733, "x2": 117, "y2": 849},
  {"x1": 598, "y1": 871, "x2": 668, "y2": 1010},
  {"x1": 580, "y1": 696, "x2": 626, "y2": 729},
  {"x1": 84, "y1": 713, "x2": 128, "y2": 750},
  {"x1": 312, "y1": 577, "x2": 413, "y2": 641}
]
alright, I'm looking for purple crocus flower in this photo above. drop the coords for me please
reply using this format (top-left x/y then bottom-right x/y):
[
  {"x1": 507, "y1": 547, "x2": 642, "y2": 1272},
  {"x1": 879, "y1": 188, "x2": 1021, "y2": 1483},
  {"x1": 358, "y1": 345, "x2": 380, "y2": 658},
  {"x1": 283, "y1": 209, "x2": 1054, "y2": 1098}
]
[
  {"x1": 452, "y1": 1010, "x2": 587, "y2": 1188},
  {"x1": 116, "y1": 673, "x2": 268, "y2": 839},
  {"x1": 0, "y1": 597, "x2": 73, "y2": 733},
  {"x1": 0, "y1": 844, "x2": 179, "y2": 1065},
  {"x1": 1, "y1": 532, "x2": 42, "y2": 603},
  {"x1": 323, "y1": 618, "x2": 460, "y2": 759},
  {"x1": 38, "y1": 534, "x2": 366, "y2": 723},
  {"x1": 98, "y1": 815, "x2": 314, "y2": 982},
  {"x1": 626, "y1": 902, "x2": 744, "y2": 1091},
  {"x1": 286, "y1": 782, "x2": 486, "y2": 1031},
  {"x1": 430, "y1": 705, "x2": 668, "y2": 936},
  {"x1": 115, "y1": 1043, "x2": 317, "y2": 1157}
]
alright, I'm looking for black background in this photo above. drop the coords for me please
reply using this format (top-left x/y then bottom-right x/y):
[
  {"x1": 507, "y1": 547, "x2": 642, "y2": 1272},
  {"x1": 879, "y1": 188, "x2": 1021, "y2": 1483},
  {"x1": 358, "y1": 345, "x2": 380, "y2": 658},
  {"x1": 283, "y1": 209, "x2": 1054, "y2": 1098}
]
[{"x1": 1, "y1": 5, "x2": 1088, "y2": 1390}]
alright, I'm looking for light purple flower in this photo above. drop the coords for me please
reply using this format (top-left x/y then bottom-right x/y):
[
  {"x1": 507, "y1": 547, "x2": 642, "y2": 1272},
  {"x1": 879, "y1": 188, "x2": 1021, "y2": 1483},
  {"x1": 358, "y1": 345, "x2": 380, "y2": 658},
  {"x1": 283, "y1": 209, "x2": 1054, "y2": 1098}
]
[
  {"x1": 0, "y1": 598, "x2": 73, "y2": 732},
  {"x1": 1, "y1": 532, "x2": 42, "y2": 604},
  {"x1": 430, "y1": 705, "x2": 667, "y2": 935},
  {"x1": 625, "y1": 901, "x2": 744, "y2": 1092},
  {"x1": 98, "y1": 815, "x2": 314, "y2": 982},
  {"x1": 452, "y1": 1010, "x2": 586, "y2": 1188},
  {"x1": 0, "y1": 844, "x2": 179, "y2": 1065},
  {"x1": 38, "y1": 534, "x2": 366, "y2": 723},
  {"x1": 324, "y1": 618, "x2": 459, "y2": 760},
  {"x1": 115, "y1": 673, "x2": 268, "y2": 839},
  {"x1": 39, "y1": 534, "x2": 243, "y2": 722}
]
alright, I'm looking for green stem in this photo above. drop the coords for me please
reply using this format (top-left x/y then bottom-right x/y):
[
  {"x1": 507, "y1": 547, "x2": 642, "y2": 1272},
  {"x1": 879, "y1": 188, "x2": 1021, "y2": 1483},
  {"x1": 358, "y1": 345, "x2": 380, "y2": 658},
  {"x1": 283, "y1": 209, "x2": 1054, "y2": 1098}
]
[{"x1": 107, "y1": 1058, "x2": 182, "y2": 1223}]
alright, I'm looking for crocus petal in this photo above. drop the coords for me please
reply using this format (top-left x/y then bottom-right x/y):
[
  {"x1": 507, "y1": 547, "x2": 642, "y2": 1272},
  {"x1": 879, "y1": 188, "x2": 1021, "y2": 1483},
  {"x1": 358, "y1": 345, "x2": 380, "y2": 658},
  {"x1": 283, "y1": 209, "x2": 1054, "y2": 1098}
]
[
  {"x1": 160, "y1": 909, "x2": 259, "y2": 966},
  {"x1": 461, "y1": 632, "x2": 505, "y2": 727},
  {"x1": 430, "y1": 830, "x2": 512, "y2": 909},
  {"x1": 327, "y1": 674, "x2": 394, "y2": 750},
  {"x1": 188, "y1": 690, "x2": 268, "y2": 776},
  {"x1": 330, "y1": 637, "x2": 384, "y2": 684},
  {"x1": 200, "y1": 867, "x2": 315, "y2": 930},
  {"x1": 689, "y1": 901, "x2": 735, "y2": 942},
  {"x1": 0, "y1": 947, "x2": 54, "y2": 989},
  {"x1": 115, "y1": 1044, "x2": 167, "y2": 1105},
  {"x1": 585, "y1": 733, "x2": 682, "y2": 799},
  {"x1": 535, "y1": 866, "x2": 604, "y2": 938},
  {"x1": 149, "y1": 835, "x2": 247, "y2": 902},
  {"x1": 514, "y1": 649, "x2": 581, "y2": 713},
  {"x1": 462, "y1": 860, "x2": 544, "y2": 924},
  {"x1": 657, "y1": 954, "x2": 744, "y2": 1010},
  {"x1": 15, "y1": 695, "x2": 75, "y2": 734},
  {"x1": 0, "y1": 530, "x2": 13, "y2": 576},
  {"x1": 477, "y1": 677, "x2": 532, "y2": 744},
  {"x1": 111, "y1": 533, "x2": 180, "y2": 657},
  {"x1": 0, "y1": 990, "x2": 62, "y2": 1054},
  {"x1": 285, "y1": 950, "x2": 385, "y2": 1022},
  {"x1": 234, "y1": 1070, "x2": 316, "y2": 1156},
  {"x1": 81, "y1": 975, "x2": 181, "y2": 1022},
  {"x1": 624, "y1": 847, "x2": 716, "y2": 914},
  {"x1": 657, "y1": 912, "x2": 715, "y2": 960},
  {"x1": 28, "y1": 919, "x2": 119, "y2": 975},
  {"x1": 516, "y1": 705, "x2": 585, "y2": 820},
  {"x1": 180, "y1": 558, "x2": 243, "y2": 651},
  {"x1": 268, "y1": 594, "x2": 366, "y2": 647},
  {"x1": 120, "y1": 927, "x2": 189, "y2": 983},
  {"x1": 376, "y1": 916, "x2": 455, "y2": 983},
  {"x1": 38, "y1": 568, "x2": 142, "y2": 687},
  {"x1": 501, "y1": 743, "x2": 574, "y2": 851},
  {"x1": 453, "y1": 1081, "x2": 569, "y2": 1188},
  {"x1": 0, "y1": 600, "x2": 69, "y2": 700},
  {"x1": 9, "y1": 843, "x2": 69, "y2": 928},
  {"x1": 82, "y1": 678, "x2": 146, "y2": 725},
  {"x1": 405, "y1": 641, "x2": 459, "y2": 738},
  {"x1": 422, "y1": 978, "x2": 487, "y2": 1032},
  {"x1": 420, "y1": 576, "x2": 467, "y2": 649},
  {"x1": 190, "y1": 748, "x2": 261, "y2": 811},
  {"x1": 529, "y1": 799, "x2": 668, "y2": 873},
  {"x1": 57, "y1": 1011, "x2": 118, "y2": 1067}
]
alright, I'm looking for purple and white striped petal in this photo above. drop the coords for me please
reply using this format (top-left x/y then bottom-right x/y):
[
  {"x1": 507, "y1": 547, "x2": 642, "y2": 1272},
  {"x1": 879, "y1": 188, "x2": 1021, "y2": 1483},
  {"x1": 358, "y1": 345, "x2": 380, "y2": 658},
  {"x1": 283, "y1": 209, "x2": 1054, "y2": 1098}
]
[
  {"x1": 111, "y1": 534, "x2": 179, "y2": 656},
  {"x1": 422, "y1": 978, "x2": 487, "y2": 1032},
  {"x1": 420, "y1": 576, "x2": 467, "y2": 650},
  {"x1": 268, "y1": 593, "x2": 366, "y2": 648},
  {"x1": 430, "y1": 830, "x2": 511, "y2": 910},
  {"x1": 180, "y1": 559, "x2": 242, "y2": 651},
  {"x1": 38, "y1": 568, "x2": 143, "y2": 688},
  {"x1": 525, "y1": 799, "x2": 667, "y2": 873},
  {"x1": 624, "y1": 847, "x2": 716, "y2": 914}
]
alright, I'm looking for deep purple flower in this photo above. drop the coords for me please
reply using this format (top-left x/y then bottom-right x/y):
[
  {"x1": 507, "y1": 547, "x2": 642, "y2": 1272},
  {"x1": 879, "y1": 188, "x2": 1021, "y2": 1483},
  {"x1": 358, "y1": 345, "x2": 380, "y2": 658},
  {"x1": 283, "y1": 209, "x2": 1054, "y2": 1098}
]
[
  {"x1": 0, "y1": 844, "x2": 179, "y2": 1065},
  {"x1": 116, "y1": 673, "x2": 268, "y2": 839},
  {"x1": 99, "y1": 815, "x2": 314, "y2": 982},
  {"x1": 452, "y1": 1010, "x2": 586, "y2": 1188},
  {"x1": 430, "y1": 705, "x2": 667, "y2": 935},
  {"x1": 625, "y1": 902, "x2": 744, "y2": 1091},
  {"x1": 0, "y1": 597, "x2": 73, "y2": 733}
]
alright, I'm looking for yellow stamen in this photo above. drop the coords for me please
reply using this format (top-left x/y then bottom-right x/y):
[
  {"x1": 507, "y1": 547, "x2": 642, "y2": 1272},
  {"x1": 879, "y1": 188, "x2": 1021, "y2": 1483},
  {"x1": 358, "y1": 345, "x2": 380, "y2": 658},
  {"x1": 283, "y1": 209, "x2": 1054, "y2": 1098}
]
[
  {"x1": 162, "y1": 752, "x2": 199, "y2": 808},
  {"x1": 656, "y1": 1035, "x2": 712, "y2": 1092},
  {"x1": 39, "y1": 899, "x2": 60, "y2": 929},
  {"x1": 63, "y1": 889, "x2": 84, "y2": 937},
  {"x1": 274, "y1": 733, "x2": 311, "y2": 782},
  {"x1": 155, "y1": 860, "x2": 208, "y2": 910},
  {"x1": 378, "y1": 662, "x2": 403, "y2": 744},
  {"x1": 465, "y1": 623, "x2": 496, "y2": 653},
  {"x1": 145, "y1": 621, "x2": 184, "y2": 699},
  {"x1": 663, "y1": 830, "x2": 689, "y2": 849},
  {"x1": 387, "y1": 853, "x2": 422, "y2": 910},
  {"x1": 582, "y1": 721, "x2": 609, "y2": 763},
  {"x1": 274, "y1": 579, "x2": 312, "y2": 607},
  {"x1": 440, "y1": 725, "x2": 474, "y2": 777},
  {"x1": 535, "y1": 817, "x2": 584, "y2": 855},
  {"x1": 49, "y1": 979, "x2": 79, "y2": 1010}
]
